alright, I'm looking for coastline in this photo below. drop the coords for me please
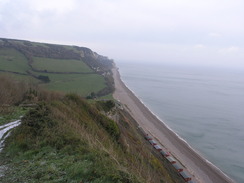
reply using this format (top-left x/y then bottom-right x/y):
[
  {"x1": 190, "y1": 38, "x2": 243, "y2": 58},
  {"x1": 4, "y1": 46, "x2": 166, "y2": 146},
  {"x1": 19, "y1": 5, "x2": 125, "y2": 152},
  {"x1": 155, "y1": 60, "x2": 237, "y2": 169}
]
[{"x1": 112, "y1": 66, "x2": 235, "y2": 183}]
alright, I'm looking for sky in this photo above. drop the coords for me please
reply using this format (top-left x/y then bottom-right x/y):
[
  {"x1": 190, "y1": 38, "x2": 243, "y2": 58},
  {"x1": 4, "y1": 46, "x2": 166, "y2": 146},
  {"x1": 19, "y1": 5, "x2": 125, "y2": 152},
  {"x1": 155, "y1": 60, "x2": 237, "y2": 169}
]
[{"x1": 1, "y1": 0, "x2": 244, "y2": 68}]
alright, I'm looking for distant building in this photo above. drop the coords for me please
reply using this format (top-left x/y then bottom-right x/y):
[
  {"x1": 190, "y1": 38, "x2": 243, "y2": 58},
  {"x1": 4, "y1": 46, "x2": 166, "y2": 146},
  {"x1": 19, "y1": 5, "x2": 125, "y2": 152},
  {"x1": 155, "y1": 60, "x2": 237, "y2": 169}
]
[
  {"x1": 154, "y1": 144, "x2": 162, "y2": 151},
  {"x1": 166, "y1": 156, "x2": 177, "y2": 164},
  {"x1": 172, "y1": 163, "x2": 183, "y2": 172},
  {"x1": 149, "y1": 139, "x2": 157, "y2": 145},
  {"x1": 179, "y1": 171, "x2": 191, "y2": 182},
  {"x1": 160, "y1": 150, "x2": 170, "y2": 157},
  {"x1": 145, "y1": 134, "x2": 152, "y2": 140}
]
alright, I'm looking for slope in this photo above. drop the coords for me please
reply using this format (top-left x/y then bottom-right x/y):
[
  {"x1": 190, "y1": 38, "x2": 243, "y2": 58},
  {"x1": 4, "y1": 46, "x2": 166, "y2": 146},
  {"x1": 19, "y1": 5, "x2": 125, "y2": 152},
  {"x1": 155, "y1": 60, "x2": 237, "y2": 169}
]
[{"x1": 0, "y1": 38, "x2": 114, "y2": 98}]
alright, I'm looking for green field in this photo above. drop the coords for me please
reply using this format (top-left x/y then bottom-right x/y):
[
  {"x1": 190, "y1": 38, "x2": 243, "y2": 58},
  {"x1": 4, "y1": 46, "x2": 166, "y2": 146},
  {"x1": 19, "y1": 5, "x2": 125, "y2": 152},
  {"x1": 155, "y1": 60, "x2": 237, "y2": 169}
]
[
  {"x1": 32, "y1": 57, "x2": 93, "y2": 73},
  {"x1": 1, "y1": 71, "x2": 107, "y2": 97},
  {"x1": 62, "y1": 45, "x2": 81, "y2": 54},
  {"x1": 0, "y1": 48, "x2": 30, "y2": 73},
  {"x1": 39, "y1": 73, "x2": 106, "y2": 96},
  {"x1": 0, "y1": 38, "x2": 113, "y2": 97}
]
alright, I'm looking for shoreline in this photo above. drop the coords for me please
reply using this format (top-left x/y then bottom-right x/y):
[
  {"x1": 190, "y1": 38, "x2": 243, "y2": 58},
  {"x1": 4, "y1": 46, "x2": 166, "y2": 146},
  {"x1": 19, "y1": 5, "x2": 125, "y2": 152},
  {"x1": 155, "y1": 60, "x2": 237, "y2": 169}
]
[{"x1": 112, "y1": 66, "x2": 235, "y2": 183}]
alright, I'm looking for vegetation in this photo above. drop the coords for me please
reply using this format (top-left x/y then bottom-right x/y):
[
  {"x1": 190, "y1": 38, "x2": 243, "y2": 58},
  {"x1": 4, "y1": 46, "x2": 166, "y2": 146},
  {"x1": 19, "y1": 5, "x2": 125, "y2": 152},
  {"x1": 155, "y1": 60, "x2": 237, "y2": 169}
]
[
  {"x1": 0, "y1": 47, "x2": 30, "y2": 74},
  {"x1": 0, "y1": 38, "x2": 184, "y2": 182},
  {"x1": 95, "y1": 100, "x2": 116, "y2": 112},
  {"x1": 0, "y1": 77, "x2": 184, "y2": 183},
  {"x1": 0, "y1": 107, "x2": 28, "y2": 126},
  {"x1": 37, "y1": 75, "x2": 50, "y2": 83},
  {"x1": 0, "y1": 75, "x2": 29, "y2": 107},
  {"x1": 0, "y1": 72, "x2": 39, "y2": 83},
  {"x1": 0, "y1": 38, "x2": 114, "y2": 97},
  {"x1": 39, "y1": 73, "x2": 106, "y2": 96},
  {"x1": 32, "y1": 57, "x2": 93, "y2": 73}
]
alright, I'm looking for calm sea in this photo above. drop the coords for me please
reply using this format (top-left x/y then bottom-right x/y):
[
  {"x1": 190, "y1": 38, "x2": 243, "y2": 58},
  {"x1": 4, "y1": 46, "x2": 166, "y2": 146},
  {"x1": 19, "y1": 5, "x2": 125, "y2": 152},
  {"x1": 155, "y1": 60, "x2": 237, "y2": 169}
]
[{"x1": 116, "y1": 61, "x2": 244, "y2": 183}]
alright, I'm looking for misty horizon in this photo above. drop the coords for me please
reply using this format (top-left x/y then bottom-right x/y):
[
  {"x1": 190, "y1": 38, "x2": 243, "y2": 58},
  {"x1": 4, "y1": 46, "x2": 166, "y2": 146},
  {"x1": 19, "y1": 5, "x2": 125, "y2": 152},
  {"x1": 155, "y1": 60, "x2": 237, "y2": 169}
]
[{"x1": 1, "y1": 0, "x2": 244, "y2": 68}]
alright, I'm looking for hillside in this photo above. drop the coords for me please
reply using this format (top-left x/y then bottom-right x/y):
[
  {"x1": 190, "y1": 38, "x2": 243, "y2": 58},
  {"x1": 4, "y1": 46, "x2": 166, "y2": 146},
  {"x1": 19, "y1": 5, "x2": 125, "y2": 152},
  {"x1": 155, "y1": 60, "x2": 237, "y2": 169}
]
[
  {"x1": 0, "y1": 76, "x2": 184, "y2": 183},
  {"x1": 0, "y1": 38, "x2": 114, "y2": 98},
  {"x1": 0, "y1": 38, "x2": 185, "y2": 183}
]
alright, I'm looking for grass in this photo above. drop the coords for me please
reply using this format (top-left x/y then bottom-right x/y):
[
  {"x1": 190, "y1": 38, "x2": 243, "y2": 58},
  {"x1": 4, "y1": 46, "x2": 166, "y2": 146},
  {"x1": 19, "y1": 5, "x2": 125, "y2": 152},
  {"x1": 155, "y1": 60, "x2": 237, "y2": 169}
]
[
  {"x1": 0, "y1": 89, "x2": 183, "y2": 183},
  {"x1": 39, "y1": 73, "x2": 106, "y2": 96},
  {"x1": 0, "y1": 98, "x2": 140, "y2": 182},
  {"x1": 31, "y1": 42, "x2": 50, "y2": 48},
  {"x1": 97, "y1": 93, "x2": 114, "y2": 100},
  {"x1": 0, "y1": 48, "x2": 30, "y2": 73},
  {"x1": 32, "y1": 57, "x2": 93, "y2": 73},
  {"x1": 0, "y1": 72, "x2": 40, "y2": 84},
  {"x1": 0, "y1": 39, "x2": 114, "y2": 98},
  {"x1": 8, "y1": 40, "x2": 27, "y2": 46},
  {"x1": 0, "y1": 107, "x2": 29, "y2": 126},
  {"x1": 1, "y1": 145, "x2": 138, "y2": 183},
  {"x1": 62, "y1": 45, "x2": 81, "y2": 54},
  {"x1": 0, "y1": 44, "x2": 182, "y2": 182},
  {"x1": 1, "y1": 68, "x2": 107, "y2": 97}
]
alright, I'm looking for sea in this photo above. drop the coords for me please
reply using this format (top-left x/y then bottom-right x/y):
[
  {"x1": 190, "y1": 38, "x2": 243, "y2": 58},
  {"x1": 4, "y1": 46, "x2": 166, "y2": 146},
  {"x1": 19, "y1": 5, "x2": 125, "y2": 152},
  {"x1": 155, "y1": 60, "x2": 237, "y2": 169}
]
[{"x1": 116, "y1": 61, "x2": 244, "y2": 183}]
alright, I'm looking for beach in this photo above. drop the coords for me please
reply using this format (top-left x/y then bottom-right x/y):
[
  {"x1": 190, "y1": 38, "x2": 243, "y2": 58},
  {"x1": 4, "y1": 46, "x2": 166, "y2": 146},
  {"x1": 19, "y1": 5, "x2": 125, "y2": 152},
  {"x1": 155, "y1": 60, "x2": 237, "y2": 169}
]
[{"x1": 112, "y1": 66, "x2": 235, "y2": 183}]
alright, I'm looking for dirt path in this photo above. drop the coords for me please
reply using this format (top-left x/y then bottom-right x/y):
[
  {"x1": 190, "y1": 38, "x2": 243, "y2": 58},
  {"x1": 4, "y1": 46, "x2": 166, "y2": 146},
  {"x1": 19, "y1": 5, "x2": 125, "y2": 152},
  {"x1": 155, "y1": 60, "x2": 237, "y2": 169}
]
[{"x1": 0, "y1": 120, "x2": 21, "y2": 177}]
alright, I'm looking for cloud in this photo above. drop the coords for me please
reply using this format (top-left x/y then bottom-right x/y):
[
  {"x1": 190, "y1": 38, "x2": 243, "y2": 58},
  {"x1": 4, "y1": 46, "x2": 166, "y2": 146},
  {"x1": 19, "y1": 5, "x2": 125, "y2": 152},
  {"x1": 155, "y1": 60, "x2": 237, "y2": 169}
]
[
  {"x1": 194, "y1": 44, "x2": 206, "y2": 49},
  {"x1": 0, "y1": 0, "x2": 244, "y2": 68},
  {"x1": 208, "y1": 33, "x2": 221, "y2": 38},
  {"x1": 28, "y1": 0, "x2": 76, "y2": 14},
  {"x1": 219, "y1": 46, "x2": 240, "y2": 54}
]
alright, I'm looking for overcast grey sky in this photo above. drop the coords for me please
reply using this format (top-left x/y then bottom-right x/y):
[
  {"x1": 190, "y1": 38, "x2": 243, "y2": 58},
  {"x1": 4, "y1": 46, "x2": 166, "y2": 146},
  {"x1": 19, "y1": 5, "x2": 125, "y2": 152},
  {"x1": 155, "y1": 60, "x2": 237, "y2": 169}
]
[{"x1": 1, "y1": 0, "x2": 244, "y2": 68}]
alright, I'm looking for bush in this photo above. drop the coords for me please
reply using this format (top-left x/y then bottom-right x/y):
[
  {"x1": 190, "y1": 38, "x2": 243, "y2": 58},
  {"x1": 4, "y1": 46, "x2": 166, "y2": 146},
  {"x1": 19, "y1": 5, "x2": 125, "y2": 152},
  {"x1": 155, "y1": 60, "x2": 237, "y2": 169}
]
[
  {"x1": 21, "y1": 103, "x2": 55, "y2": 136},
  {"x1": 37, "y1": 75, "x2": 50, "y2": 83},
  {"x1": 96, "y1": 100, "x2": 115, "y2": 112}
]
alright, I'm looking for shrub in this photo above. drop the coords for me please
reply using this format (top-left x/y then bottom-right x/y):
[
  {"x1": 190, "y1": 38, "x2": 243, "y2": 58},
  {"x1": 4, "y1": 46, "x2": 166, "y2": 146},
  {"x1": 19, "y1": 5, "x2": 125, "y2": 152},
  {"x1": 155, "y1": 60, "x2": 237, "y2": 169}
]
[
  {"x1": 37, "y1": 75, "x2": 50, "y2": 83},
  {"x1": 21, "y1": 103, "x2": 55, "y2": 135},
  {"x1": 96, "y1": 100, "x2": 115, "y2": 112}
]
